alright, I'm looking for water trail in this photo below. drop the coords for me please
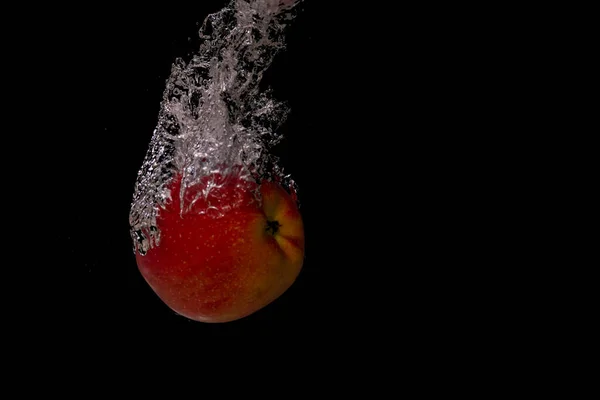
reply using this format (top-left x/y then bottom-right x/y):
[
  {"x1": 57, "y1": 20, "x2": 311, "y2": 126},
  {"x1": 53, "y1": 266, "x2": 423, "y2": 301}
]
[{"x1": 129, "y1": 0, "x2": 302, "y2": 255}]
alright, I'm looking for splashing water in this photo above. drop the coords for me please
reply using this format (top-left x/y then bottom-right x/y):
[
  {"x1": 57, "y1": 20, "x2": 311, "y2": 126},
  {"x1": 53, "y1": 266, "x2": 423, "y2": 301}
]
[{"x1": 129, "y1": 0, "x2": 303, "y2": 255}]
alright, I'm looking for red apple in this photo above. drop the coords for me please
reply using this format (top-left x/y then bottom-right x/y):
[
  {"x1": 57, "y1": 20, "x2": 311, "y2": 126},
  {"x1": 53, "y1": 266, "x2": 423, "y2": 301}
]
[{"x1": 135, "y1": 170, "x2": 305, "y2": 322}]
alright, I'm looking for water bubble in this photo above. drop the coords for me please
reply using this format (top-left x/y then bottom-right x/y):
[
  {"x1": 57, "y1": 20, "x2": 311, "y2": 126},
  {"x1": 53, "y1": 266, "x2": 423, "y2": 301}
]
[{"x1": 129, "y1": 0, "x2": 302, "y2": 255}]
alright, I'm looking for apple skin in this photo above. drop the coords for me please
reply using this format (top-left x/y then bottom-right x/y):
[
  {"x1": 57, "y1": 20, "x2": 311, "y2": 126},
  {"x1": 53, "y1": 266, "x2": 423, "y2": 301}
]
[{"x1": 135, "y1": 171, "x2": 305, "y2": 323}]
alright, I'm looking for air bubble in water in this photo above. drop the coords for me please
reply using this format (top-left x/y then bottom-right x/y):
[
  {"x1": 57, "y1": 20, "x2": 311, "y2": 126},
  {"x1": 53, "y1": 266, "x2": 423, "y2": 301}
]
[{"x1": 129, "y1": 0, "x2": 303, "y2": 255}]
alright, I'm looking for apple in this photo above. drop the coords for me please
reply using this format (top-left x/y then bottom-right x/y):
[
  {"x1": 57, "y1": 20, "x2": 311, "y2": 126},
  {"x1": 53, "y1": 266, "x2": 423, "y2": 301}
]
[{"x1": 135, "y1": 169, "x2": 305, "y2": 322}]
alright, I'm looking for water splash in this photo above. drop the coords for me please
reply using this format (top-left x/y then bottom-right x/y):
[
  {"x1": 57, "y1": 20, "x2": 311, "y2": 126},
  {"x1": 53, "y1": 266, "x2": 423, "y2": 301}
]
[{"x1": 130, "y1": 0, "x2": 302, "y2": 255}]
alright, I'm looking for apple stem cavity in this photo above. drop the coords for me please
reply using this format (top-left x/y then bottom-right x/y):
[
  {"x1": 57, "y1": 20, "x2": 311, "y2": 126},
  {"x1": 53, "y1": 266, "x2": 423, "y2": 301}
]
[{"x1": 266, "y1": 220, "x2": 281, "y2": 235}]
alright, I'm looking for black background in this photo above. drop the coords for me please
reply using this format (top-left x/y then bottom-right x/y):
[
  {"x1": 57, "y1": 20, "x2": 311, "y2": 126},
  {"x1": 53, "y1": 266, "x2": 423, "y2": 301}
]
[
  {"x1": 30, "y1": 1, "x2": 478, "y2": 351},
  {"x1": 7, "y1": 0, "x2": 566, "y2": 383}
]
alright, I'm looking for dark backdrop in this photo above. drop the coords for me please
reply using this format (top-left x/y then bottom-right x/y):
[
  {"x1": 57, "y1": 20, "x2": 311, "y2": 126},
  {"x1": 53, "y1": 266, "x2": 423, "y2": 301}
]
[
  {"x1": 33, "y1": 0, "x2": 481, "y2": 353},
  {"x1": 8, "y1": 0, "x2": 544, "y2": 383}
]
